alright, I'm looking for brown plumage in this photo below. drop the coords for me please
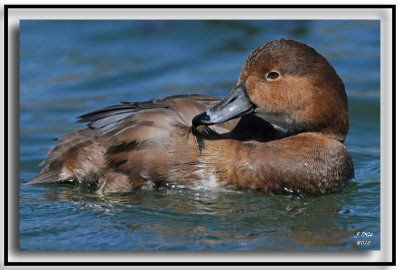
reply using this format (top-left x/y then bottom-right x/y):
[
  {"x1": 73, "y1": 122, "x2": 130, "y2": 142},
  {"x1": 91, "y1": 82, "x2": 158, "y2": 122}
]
[{"x1": 26, "y1": 38, "x2": 354, "y2": 195}]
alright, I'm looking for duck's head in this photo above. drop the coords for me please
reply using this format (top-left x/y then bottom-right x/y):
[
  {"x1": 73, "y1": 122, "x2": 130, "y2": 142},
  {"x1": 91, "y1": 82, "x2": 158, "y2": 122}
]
[{"x1": 192, "y1": 38, "x2": 349, "y2": 142}]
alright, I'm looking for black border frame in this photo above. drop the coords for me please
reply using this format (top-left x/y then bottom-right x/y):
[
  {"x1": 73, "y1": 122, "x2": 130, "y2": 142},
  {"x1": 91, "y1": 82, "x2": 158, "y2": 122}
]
[{"x1": 4, "y1": 4, "x2": 396, "y2": 266}]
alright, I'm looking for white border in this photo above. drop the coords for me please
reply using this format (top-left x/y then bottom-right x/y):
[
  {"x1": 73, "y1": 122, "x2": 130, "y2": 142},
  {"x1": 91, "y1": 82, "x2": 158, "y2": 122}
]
[{"x1": 3, "y1": 5, "x2": 393, "y2": 266}]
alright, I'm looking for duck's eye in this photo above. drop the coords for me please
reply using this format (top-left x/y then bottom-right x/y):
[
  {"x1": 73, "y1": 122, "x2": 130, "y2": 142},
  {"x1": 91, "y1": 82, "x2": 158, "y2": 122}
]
[{"x1": 266, "y1": 71, "x2": 280, "y2": 80}]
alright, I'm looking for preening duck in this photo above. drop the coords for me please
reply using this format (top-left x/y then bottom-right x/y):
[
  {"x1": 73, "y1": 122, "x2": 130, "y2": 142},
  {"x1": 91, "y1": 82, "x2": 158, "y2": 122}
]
[{"x1": 27, "y1": 38, "x2": 354, "y2": 195}]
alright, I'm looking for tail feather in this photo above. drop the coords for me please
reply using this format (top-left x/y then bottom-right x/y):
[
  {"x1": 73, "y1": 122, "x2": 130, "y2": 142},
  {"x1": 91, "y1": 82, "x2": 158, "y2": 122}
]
[{"x1": 24, "y1": 172, "x2": 62, "y2": 185}]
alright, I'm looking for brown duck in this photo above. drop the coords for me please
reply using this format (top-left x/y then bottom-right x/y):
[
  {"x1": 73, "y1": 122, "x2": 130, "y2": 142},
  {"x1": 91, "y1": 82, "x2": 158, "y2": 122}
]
[{"x1": 26, "y1": 38, "x2": 354, "y2": 195}]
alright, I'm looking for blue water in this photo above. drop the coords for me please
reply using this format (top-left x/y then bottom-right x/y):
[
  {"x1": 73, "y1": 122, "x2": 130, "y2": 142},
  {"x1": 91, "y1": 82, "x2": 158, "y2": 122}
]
[{"x1": 19, "y1": 20, "x2": 380, "y2": 251}]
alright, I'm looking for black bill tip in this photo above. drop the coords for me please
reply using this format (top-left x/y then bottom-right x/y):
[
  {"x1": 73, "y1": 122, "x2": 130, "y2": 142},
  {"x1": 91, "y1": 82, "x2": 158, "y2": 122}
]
[{"x1": 192, "y1": 111, "x2": 211, "y2": 127}]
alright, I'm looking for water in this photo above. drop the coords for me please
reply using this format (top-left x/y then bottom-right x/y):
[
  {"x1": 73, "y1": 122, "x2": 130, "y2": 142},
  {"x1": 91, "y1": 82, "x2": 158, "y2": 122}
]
[{"x1": 19, "y1": 20, "x2": 380, "y2": 251}]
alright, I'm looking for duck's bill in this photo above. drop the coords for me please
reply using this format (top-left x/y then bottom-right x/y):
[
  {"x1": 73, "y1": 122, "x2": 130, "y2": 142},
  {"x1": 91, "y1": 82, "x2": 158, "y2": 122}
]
[{"x1": 192, "y1": 83, "x2": 255, "y2": 127}]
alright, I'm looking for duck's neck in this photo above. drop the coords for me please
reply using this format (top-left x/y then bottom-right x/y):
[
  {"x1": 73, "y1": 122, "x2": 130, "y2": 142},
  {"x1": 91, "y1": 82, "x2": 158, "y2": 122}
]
[
  {"x1": 286, "y1": 111, "x2": 349, "y2": 143},
  {"x1": 318, "y1": 115, "x2": 349, "y2": 143}
]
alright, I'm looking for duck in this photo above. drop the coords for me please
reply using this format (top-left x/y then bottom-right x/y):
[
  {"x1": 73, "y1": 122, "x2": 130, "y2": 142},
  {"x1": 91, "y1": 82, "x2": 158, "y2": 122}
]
[{"x1": 26, "y1": 38, "x2": 354, "y2": 195}]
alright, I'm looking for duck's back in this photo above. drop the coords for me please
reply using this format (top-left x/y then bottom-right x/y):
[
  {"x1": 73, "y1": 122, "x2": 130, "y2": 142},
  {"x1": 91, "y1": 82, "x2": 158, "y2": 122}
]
[{"x1": 26, "y1": 95, "x2": 212, "y2": 192}]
